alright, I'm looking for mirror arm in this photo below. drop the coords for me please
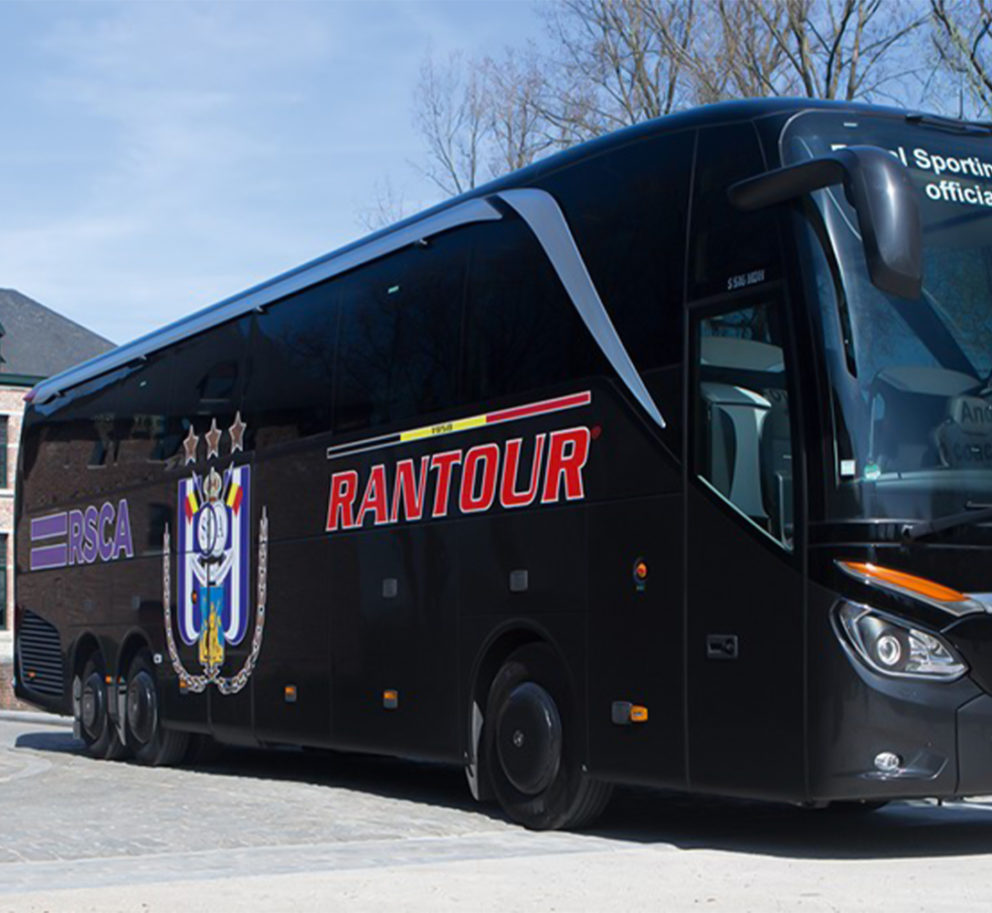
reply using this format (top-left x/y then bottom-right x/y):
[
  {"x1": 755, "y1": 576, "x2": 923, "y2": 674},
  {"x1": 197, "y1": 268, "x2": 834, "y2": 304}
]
[
  {"x1": 728, "y1": 156, "x2": 849, "y2": 211},
  {"x1": 728, "y1": 146, "x2": 922, "y2": 301}
]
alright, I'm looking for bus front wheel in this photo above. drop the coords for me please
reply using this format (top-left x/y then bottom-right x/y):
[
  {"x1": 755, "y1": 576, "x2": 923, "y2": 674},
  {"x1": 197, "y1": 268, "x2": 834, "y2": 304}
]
[
  {"x1": 484, "y1": 644, "x2": 612, "y2": 831},
  {"x1": 124, "y1": 650, "x2": 188, "y2": 766},
  {"x1": 76, "y1": 654, "x2": 127, "y2": 761}
]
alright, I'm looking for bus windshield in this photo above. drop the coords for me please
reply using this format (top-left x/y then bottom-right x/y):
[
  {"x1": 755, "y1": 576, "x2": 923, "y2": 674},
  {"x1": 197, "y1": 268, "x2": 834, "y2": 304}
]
[{"x1": 784, "y1": 111, "x2": 992, "y2": 526}]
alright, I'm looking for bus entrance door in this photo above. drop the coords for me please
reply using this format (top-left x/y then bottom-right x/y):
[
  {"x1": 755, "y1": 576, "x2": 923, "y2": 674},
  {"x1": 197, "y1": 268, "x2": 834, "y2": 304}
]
[{"x1": 686, "y1": 295, "x2": 805, "y2": 798}]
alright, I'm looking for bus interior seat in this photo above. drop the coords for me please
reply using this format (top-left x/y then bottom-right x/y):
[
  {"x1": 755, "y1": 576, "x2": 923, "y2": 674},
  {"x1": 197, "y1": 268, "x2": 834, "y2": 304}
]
[
  {"x1": 870, "y1": 365, "x2": 980, "y2": 472},
  {"x1": 700, "y1": 336, "x2": 786, "y2": 531}
]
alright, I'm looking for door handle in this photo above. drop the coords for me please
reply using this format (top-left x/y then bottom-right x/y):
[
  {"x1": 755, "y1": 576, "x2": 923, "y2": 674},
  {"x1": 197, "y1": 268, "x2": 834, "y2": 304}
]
[{"x1": 706, "y1": 634, "x2": 739, "y2": 660}]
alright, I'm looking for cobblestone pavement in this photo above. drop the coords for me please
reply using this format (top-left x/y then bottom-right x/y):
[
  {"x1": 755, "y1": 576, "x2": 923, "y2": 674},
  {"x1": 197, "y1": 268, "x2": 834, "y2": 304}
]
[{"x1": 3, "y1": 716, "x2": 992, "y2": 912}]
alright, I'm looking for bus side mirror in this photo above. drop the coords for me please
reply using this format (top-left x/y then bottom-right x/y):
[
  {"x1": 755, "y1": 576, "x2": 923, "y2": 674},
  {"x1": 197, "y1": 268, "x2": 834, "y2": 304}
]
[{"x1": 728, "y1": 145, "x2": 922, "y2": 300}]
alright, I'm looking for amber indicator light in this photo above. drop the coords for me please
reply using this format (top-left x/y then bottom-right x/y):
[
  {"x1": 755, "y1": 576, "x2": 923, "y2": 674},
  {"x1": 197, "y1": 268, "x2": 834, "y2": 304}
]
[
  {"x1": 840, "y1": 561, "x2": 968, "y2": 604},
  {"x1": 629, "y1": 705, "x2": 648, "y2": 723}
]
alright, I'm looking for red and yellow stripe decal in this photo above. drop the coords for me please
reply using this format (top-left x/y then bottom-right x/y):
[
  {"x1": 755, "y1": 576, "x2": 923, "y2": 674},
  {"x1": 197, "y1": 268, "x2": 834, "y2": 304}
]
[{"x1": 326, "y1": 390, "x2": 592, "y2": 461}]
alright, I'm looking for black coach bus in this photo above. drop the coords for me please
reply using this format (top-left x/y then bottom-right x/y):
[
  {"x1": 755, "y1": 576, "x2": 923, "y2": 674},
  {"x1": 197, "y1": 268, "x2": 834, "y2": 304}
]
[{"x1": 16, "y1": 97, "x2": 992, "y2": 829}]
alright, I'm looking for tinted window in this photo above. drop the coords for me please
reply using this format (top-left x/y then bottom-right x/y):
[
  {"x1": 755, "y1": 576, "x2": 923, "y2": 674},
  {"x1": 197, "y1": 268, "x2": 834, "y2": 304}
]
[
  {"x1": 334, "y1": 240, "x2": 465, "y2": 434},
  {"x1": 244, "y1": 280, "x2": 339, "y2": 447},
  {"x1": 462, "y1": 219, "x2": 608, "y2": 403},
  {"x1": 690, "y1": 122, "x2": 781, "y2": 300},
  {"x1": 694, "y1": 298, "x2": 794, "y2": 548},
  {"x1": 540, "y1": 131, "x2": 693, "y2": 373},
  {"x1": 168, "y1": 317, "x2": 250, "y2": 464},
  {"x1": 102, "y1": 350, "x2": 176, "y2": 485},
  {"x1": 21, "y1": 367, "x2": 131, "y2": 503}
]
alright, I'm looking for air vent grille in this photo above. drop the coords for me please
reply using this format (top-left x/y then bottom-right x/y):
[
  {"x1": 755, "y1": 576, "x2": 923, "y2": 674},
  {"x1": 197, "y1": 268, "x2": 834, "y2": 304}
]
[{"x1": 17, "y1": 610, "x2": 64, "y2": 697}]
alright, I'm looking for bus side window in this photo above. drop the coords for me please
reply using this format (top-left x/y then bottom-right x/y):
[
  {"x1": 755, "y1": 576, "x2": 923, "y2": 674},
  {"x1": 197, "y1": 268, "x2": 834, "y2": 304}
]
[
  {"x1": 334, "y1": 239, "x2": 465, "y2": 434},
  {"x1": 245, "y1": 280, "x2": 339, "y2": 447},
  {"x1": 539, "y1": 130, "x2": 694, "y2": 442},
  {"x1": 169, "y1": 317, "x2": 250, "y2": 455},
  {"x1": 690, "y1": 122, "x2": 780, "y2": 301},
  {"x1": 31, "y1": 369, "x2": 129, "y2": 500},
  {"x1": 384, "y1": 235, "x2": 466, "y2": 423},
  {"x1": 693, "y1": 300, "x2": 794, "y2": 549},
  {"x1": 462, "y1": 219, "x2": 607, "y2": 403},
  {"x1": 105, "y1": 349, "x2": 175, "y2": 484}
]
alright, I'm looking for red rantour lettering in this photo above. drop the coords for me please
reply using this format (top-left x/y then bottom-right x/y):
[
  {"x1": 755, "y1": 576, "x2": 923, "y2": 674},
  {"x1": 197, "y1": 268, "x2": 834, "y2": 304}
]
[
  {"x1": 500, "y1": 435, "x2": 545, "y2": 509},
  {"x1": 391, "y1": 456, "x2": 430, "y2": 522},
  {"x1": 460, "y1": 443, "x2": 500, "y2": 514},
  {"x1": 356, "y1": 464, "x2": 390, "y2": 527},
  {"x1": 541, "y1": 427, "x2": 591, "y2": 504},
  {"x1": 326, "y1": 470, "x2": 359, "y2": 531},
  {"x1": 430, "y1": 451, "x2": 462, "y2": 518},
  {"x1": 324, "y1": 426, "x2": 593, "y2": 534}
]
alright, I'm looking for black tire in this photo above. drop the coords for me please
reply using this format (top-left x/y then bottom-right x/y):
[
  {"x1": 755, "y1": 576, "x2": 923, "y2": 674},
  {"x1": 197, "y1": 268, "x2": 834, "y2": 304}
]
[
  {"x1": 184, "y1": 733, "x2": 223, "y2": 766},
  {"x1": 125, "y1": 650, "x2": 189, "y2": 766},
  {"x1": 76, "y1": 654, "x2": 128, "y2": 761},
  {"x1": 483, "y1": 643, "x2": 612, "y2": 830}
]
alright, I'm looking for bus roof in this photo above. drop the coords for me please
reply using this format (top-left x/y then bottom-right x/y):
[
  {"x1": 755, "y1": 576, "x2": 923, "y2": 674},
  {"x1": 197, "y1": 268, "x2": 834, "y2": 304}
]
[{"x1": 28, "y1": 97, "x2": 983, "y2": 406}]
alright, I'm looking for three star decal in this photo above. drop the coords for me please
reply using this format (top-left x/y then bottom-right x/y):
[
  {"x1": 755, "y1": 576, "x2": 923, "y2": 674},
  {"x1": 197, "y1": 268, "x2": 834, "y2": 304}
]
[
  {"x1": 182, "y1": 426, "x2": 199, "y2": 465},
  {"x1": 229, "y1": 411, "x2": 246, "y2": 453},
  {"x1": 205, "y1": 419, "x2": 222, "y2": 459},
  {"x1": 182, "y1": 412, "x2": 248, "y2": 465}
]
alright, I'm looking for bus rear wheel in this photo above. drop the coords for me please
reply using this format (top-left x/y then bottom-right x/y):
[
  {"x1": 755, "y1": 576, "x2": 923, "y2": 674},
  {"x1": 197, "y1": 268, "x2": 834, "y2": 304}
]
[
  {"x1": 125, "y1": 650, "x2": 188, "y2": 766},
  {"x1": 76, "y1": 655, "x2": 127, "y2": 761},
  {"x1": 484, "y1": 644, "x2": 612, "y2": 831}
]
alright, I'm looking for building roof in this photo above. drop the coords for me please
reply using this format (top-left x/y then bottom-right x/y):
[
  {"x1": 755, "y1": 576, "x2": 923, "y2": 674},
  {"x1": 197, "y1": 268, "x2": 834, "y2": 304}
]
[{"x1": 0, "y1": 289, "x2": 114, "y2": 385}]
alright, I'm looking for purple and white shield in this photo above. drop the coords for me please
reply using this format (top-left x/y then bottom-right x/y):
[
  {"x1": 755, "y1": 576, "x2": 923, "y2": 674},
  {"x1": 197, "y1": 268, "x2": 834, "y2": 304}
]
[{"x1": 176, "y1": 465, "x2": 251, "y2": 648}]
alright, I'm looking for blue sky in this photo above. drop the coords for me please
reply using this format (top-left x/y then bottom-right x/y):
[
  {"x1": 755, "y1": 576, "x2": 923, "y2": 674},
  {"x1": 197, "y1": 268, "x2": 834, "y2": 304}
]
[{"x1": 0, "y1": 1, "x2": 544, "y2": 343}]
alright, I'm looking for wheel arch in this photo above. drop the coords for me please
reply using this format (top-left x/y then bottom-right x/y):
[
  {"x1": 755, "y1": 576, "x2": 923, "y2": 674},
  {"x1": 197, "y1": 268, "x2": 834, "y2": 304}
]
[
  {"x1": 116, "y1": 629, "x2": 152, "y2": 683},
  {"x1": 70, "y1": 631, "x2": 102, "y2": 681}
]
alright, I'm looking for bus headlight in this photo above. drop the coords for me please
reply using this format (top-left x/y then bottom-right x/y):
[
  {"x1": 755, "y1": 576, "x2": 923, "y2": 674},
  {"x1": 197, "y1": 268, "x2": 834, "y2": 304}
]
[{"x1": 837, "y1": 604, "x2": 967, "y2": 681}]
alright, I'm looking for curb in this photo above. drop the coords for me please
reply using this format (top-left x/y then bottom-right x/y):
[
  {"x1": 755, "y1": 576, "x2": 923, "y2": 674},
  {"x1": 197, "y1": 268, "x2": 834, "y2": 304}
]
[{"x1": 0, "y1": 710, "x2": 73, "y2": 728}]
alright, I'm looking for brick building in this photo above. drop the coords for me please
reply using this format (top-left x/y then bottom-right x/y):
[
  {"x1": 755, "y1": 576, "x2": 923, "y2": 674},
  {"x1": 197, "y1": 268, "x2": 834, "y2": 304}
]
[{"x1": 0, "y1": 289, "x2": 114, "y2": 631}]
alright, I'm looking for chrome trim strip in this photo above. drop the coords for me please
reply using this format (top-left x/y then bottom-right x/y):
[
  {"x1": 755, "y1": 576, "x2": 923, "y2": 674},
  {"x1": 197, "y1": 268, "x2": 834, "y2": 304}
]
[
  {"x1": 966, "y1": 592, "x2": 992, "y2": 613},
  {"x1": 31, "y1": 198, "x2": 504, "y2": 405},
  {"x1": 495, "y1": 188, "x2": 666, "y2": 429}
]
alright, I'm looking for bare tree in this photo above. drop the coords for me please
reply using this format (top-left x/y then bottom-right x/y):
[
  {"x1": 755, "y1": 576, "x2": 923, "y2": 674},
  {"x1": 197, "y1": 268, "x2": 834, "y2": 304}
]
[
  {"x1": 774, "y1": 0, "x2": 928, "y2": 102},
  {"x1": 480, "y1": 46, "x2": 555, "y2": 175},
  {"x1": 691, "y1": 0, "x2": 794, "y2": 101},
  {"x1": 392, "y1": 0, "x2": 947, "y2": 224},
  {"x1": 690, "y1": 0, "x2": 928, "y2": 104},
  {"x1": 931, "y1": 0, "x2": 992, "y2": 116},
  {"x1": 413, "y1": 51, "x2": 488, "y2": 196},
  {"x1": 537, "y1": 0, "x2": 700, "y2": 144},
  {"x1": 533, "y1": 0, "x2": 927, "y2": 143},
  {"x1": 356, "y1": 177, "x2": 410, "y2": 232}
]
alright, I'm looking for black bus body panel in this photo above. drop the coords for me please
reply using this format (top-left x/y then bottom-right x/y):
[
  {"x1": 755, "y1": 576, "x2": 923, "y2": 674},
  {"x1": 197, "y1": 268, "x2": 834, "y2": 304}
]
[{"x1": 18, "y1": 97, "x2": 992, "y2": 809}]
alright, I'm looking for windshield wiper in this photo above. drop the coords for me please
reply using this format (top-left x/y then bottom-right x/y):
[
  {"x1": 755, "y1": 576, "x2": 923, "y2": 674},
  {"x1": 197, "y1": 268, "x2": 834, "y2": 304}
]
[{"x1": 902, "y1": 503, "x2": 992, "y2": 542}]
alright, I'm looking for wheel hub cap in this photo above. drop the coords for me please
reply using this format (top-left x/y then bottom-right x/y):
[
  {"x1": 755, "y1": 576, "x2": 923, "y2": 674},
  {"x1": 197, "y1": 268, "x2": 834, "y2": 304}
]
[
  {"x1": 127, "y1": 671, "x2": 157, "y2": 745},
  {"x1": 81, "y1": 673, "x2": 104, "y2": 740},
  {"x1": 497, "y1": 682, "x2": 562, "y2": 795}
]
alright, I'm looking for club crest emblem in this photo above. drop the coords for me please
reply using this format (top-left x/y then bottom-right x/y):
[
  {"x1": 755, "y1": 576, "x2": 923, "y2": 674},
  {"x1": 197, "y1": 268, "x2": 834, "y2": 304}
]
[
  {"x1": 162, "y1": 413, "x2": 268, "y2": 695},
  {"x1": 178, "y1": 463, "x2": 250, "y2": 667}
]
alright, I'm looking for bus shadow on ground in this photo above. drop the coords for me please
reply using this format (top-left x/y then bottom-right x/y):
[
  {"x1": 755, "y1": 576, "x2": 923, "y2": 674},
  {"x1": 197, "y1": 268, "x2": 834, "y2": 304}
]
[
  {"x1": 595, "y1": 788, "x2": 992, "y2": 859},
  {"x1": 16, "y1": 728, "x2": 992, "y2": 860}
]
